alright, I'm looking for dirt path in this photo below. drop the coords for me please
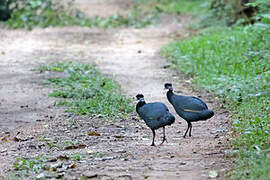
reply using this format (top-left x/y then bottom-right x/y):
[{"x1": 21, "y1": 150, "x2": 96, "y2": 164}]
[{"x1": 0, "y1": 0, "x2": 231, "y2": 179}]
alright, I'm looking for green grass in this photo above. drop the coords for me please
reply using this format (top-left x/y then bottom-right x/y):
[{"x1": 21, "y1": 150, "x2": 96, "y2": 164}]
[
  {"x1": 11, "y1": 149, "x2": 109, "y2": 178},
  {"x1": 162, "y1": 25, "x2": 270, "y2": 179},
  {"x1": 13, "y1": 155, "x2": 49, "y2": 177},
  {"x1": 153, "y1": 0, "x2": 208, "y2": 15},
  {"x1": 38, "y1": 62, "x2": 134, "y2": 118}
]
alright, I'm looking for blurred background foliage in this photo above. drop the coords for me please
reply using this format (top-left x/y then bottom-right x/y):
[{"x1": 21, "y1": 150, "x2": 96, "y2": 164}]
[
  {"x1": 0, "y1": 0, "x2": 270, "y2": 29},
  {"x1": 0, "y1": 0, "x2": 160, "y2": 29}
]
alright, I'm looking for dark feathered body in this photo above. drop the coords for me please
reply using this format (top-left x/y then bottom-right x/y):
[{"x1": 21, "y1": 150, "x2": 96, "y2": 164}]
[
  {"x1": 136, "y1": 102, "x2": 175, "y2": 130},
  {"x1": 135, "y1": 96, "x2": 175, "y2": 146},
  {"x1": 165, "y1": 84, "x2": 214, "y2": 138},
  {"x1": 167, "y1": 91, "x2": 214, "y2": 122}
]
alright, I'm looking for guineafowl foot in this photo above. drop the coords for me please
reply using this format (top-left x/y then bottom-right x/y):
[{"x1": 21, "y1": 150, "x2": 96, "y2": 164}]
[
  {"x1": 160, "y1": 138, "x2": 167, "y2": 145},
  {"x1": 151, "y1": 129, "x2": 156, "y2": 146},
  {"x1": 183, "y1": 122, "x2": 191, "y2": 138},
  {"x1": 160, "y1": 127, "x2": 167, "y2": 145}
]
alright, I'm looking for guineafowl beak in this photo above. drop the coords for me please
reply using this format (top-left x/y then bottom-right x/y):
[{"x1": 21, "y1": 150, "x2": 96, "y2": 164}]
[{"x1": 165, "y1": 86, "x2": 173, "y2": 91}]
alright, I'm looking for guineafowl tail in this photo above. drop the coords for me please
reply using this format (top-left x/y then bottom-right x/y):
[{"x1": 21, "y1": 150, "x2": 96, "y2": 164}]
[
  {"x1": 163, "y1": 111, "x2": 175, "y2": 126},
  {"x1": 200, "y1": 109, "x2": 214, "y2": 120}
]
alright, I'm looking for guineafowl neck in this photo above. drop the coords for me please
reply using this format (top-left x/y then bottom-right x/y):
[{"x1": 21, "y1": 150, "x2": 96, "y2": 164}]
[
  {"x1": 136, "y1": 101, "x2": 146, "y2": 113},
  {"x1": 167, "y1": 90, "x2": 174, "y2": 104}
]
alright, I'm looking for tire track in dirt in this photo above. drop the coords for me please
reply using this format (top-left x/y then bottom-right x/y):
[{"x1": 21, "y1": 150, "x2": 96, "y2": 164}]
[{"x1": 0, "y1": 0, "x2": 231, "y2": 179}]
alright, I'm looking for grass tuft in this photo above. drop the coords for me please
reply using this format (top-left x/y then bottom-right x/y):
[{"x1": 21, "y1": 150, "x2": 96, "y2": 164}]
[{"x1": 38, "y1": 62, "x2": 134, "y2": 118}]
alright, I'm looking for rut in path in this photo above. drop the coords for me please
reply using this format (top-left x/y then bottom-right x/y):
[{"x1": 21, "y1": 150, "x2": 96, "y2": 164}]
[{"x1": 0, "y1": 1, "x2": 231, "y2": 179}]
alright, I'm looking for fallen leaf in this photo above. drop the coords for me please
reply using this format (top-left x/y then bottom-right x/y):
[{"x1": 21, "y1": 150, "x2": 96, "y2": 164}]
[
  {"x1": 49, "y1": 168, "x2": 55, "y2": 172},
  {"x1": 65, "y1": 144, "x2": 86, "y2": 150},
  {"x1": 114, "y1": 135, "x2": 125, "y2": 138},
  {"x1": 70, "y1": 164, "x2": 76, "y2": 168},
  {"x1": 88, "y1": 131, "x2": 100, "y2": 136},
  {"x1": 208, "y1": 170, "x2": 219, "y2": 179},
  {"x1": 57, "y1": 155, "x2": 69, "y2": 160},
  {"x1": 2, "y1": 136, "x2": 8, "y2": 142},
  {"x1": 144, "y1": 175, "x2": 149, "y2": 179},
  {"x1": 13, "y1": 137, "x2": 20, "y2": 142}
]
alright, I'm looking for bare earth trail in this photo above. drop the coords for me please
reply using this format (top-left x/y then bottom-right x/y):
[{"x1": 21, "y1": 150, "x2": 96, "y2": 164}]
[{"x1": 0, "y1": 0, "x2": 231, "y2": 179}]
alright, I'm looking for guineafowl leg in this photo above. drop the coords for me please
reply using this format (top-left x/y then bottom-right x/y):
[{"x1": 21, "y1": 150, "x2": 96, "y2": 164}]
[
  {"x1": 183, "y1": 122, "x2": 191, "y2": 138},
  {"x1": 189, "y1": 123, "x2": 192, "y2": 137},
  {"x1": 160, "y1": 126, "x2": 167, "y2": 145},
  {"x1": 151, "y1": 129, "x2": 156, "y2": 146}
]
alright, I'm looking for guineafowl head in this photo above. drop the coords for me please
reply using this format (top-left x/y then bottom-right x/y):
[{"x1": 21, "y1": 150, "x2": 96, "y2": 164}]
[
  {"x1": 164, "y1": 83, "x2": 173, "y2": 91},
  {"x1": 136, "y1": 94, "x2": 145, "y2": 101}
]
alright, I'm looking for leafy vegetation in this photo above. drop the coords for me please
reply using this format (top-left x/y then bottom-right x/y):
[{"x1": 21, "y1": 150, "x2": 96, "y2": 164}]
[
  {"x1": 3, "y1": 0, "x2": 84, "y2": 29},
  {"x1": 0, "y1": 0, "x2": 16, "y2": 21},
  {"x1": 12, "y1": 151, "x2": 104, "y2": 178},
  {"x1": 38, "y1": 62, "x2": 134, "y2": 119},
  {"x1": 1, "y1": 0, "x2": 160, "y2": 29},
  {"x1": 13, "y1": 155, "x2": 49, "y2": 177},
  {"x1": 210, "y1": 0, "x2": 270, "y2": 25},
  {"x1": 136, "y1": 0, "x2": 208, "y2": 15},
  {"x1": 162, "y1": 0, "x2": 270, "y2": 178},
  {"x1": 2, "y1": 0, "x2": 210, "y2": 30}
]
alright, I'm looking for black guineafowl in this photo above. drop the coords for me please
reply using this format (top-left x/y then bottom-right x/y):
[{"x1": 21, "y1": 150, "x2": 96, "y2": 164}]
[
  {"x1": 136, "y1": 94, "x2": 175, "y2": 146},
  {"x1": 164, "y1": 83, "x2": 214, "y2": 138}
]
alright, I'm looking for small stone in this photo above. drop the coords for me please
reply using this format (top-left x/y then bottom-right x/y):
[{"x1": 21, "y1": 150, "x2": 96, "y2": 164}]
[
  {"x1": 112, "y1": 149, "x2": 126, "y2": 153},
  {"x1": 50, "y1": 162, "x2": 63, "y2": 171},
  {"x1": 208, "y1": 170, "x2": 219, "y2": 179},
  {"x1": 83, "y1": 171, "x2": 98, "y2": 178},
  {"x1": 0, "y1": 149, "x2": 7, "y2": 153},
  {"x1": 180, "y1": 162, "x2": 186, "y2": 165},
  {"x1": 96, "y1": 156, "x2": 115, "y2": 161},
  {"x1": 36, "y1": 173, "x2": 46, "y2": 179}
]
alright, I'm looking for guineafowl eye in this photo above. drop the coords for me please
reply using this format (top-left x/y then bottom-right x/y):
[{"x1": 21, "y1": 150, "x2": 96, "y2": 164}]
[
  {"x1": 136, "y1": 94, "x2": 144, "y2": 100},
  {"x1": 164, "y1": 83, "x2": 173, "y2": 90}
]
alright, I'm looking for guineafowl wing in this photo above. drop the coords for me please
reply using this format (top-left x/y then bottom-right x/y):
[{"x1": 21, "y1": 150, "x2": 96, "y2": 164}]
[
  {"x1": 172, "y1": 95, "x2": 208, "y2": 112},
  {"x1": 187, "y1": 96, "x2": 208, "y2": 109},
  {"x1": 138, "y1": 102, "x2": 168, "y2": 130},
  {"x1": 138, "y1": 102, "x2": 167, "y2": 120}
]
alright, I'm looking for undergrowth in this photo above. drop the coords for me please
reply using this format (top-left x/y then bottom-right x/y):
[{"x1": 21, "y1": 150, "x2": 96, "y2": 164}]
[
  {"x1": 38, "y1": 62, "x2": 134, "y2": 119},
  {"x1": 162, "y1": 23, "x2": 270, "y2": 179},
  {"x1": 3, "y1": 0, "x2": 208, "y2": 30},
  {"x1": 137, "y1": 0, "x2": 208, "y2": 15},
  {"x1": 2, "y1": 0, "x2": 159, "y2": 29}
]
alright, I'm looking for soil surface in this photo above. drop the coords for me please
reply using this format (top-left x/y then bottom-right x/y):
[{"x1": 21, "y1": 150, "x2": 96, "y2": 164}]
[{"x1": 0, "y1": 0, "x2": 232, "y2": 179}]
